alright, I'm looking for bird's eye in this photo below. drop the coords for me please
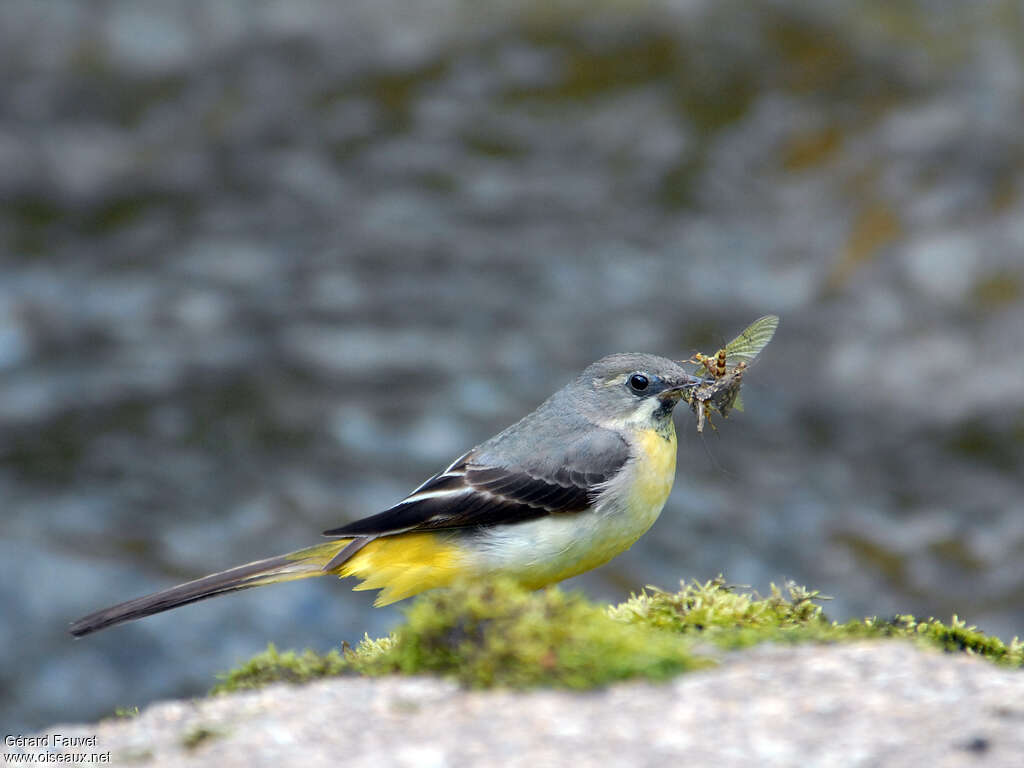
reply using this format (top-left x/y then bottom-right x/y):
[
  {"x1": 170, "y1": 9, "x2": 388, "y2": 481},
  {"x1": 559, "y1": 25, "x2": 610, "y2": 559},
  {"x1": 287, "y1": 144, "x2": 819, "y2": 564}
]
[{"x1": 627, "y1": 373, "x2": 649, "y2": 392}]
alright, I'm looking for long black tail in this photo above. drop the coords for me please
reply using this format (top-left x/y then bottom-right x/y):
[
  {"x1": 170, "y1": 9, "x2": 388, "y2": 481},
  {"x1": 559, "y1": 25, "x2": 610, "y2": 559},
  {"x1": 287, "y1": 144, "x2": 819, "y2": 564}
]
[{"x1": 69, "y1": 541, "x2": 345, "y2": 637}]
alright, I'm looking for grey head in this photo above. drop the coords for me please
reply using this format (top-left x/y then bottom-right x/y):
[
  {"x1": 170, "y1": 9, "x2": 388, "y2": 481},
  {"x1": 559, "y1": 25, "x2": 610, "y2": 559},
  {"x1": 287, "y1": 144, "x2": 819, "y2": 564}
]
[{"x1": 567, "y1": 353, "x2": 702, "y2": 428}]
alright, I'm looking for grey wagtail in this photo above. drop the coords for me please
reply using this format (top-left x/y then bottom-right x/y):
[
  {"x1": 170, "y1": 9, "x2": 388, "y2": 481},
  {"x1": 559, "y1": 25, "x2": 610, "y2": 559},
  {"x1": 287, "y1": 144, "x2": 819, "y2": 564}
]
[{"x1": 70, "y1": 354, "x2": 704, "y2": 636}]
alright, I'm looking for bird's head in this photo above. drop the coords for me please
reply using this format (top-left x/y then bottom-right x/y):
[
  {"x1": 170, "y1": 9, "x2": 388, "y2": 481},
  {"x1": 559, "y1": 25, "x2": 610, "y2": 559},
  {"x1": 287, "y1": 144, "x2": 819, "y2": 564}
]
[{"x1": 574, "y1": 353, "x2": 704, "y2": 429}]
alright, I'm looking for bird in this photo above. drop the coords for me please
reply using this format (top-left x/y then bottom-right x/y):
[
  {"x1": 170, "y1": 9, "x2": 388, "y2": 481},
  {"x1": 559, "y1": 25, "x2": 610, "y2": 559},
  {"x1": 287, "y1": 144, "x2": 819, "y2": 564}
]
[{"x1": 69, "y1": 354, "x2": 704, "y2": 637}]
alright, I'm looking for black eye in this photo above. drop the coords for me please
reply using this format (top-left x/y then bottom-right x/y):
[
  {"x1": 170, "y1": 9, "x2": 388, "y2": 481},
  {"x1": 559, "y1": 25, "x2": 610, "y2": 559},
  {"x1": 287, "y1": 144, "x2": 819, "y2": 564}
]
[{"x1": 628, "y1": 373, "x2": 649, "y2": 392}]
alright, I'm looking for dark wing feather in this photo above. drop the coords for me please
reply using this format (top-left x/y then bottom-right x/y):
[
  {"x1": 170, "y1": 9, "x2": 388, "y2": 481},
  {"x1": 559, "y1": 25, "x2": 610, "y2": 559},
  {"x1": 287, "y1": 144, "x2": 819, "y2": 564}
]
[{"x1": 323, "y1": 435, "x2": 629, "y2": 537}]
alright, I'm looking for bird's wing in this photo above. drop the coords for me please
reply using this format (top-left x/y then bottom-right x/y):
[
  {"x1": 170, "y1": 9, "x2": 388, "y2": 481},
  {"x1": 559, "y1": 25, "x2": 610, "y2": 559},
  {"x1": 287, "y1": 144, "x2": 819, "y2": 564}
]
[{"x1": 323, "y1": 436, "x2": 631, "y2": 537}]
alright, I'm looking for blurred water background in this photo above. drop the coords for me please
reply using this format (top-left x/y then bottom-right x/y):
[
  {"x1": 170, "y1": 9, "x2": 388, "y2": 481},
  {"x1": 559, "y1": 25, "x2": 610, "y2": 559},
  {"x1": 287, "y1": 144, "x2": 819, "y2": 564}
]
[{"x1": 2, "y1": 0, "x2": 1024, "y2": 731}]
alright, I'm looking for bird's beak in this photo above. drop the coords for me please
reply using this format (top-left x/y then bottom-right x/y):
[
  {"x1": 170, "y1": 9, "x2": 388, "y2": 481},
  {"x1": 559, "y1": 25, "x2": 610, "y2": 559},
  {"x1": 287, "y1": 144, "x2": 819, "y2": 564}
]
[{"x1": 659, "y1": 372, "x2": 704, "y2": 401}]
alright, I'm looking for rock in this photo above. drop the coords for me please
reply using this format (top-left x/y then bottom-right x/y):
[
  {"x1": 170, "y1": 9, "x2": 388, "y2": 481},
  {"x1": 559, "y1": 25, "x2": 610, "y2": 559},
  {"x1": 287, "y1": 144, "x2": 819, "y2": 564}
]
[{"x1": 10, "y1": 643, "x2": 1024, "y2": 767}]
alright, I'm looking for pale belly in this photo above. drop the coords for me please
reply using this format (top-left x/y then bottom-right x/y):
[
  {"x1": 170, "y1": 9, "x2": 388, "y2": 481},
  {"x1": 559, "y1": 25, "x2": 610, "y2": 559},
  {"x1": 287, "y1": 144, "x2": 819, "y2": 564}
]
[{"x1": 465, "y1": 426, "x2": 678, "y2": 587}]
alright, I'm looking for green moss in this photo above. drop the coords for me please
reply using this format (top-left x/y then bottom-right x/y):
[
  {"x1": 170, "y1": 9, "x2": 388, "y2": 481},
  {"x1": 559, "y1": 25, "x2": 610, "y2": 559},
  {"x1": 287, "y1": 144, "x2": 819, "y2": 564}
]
[
  {"x1": 101, "y1": 705, "x2": 140, "y2": 725},
  {"x1": 215, "y1": 577, "x2": 1023, "y2": 695},
  {"x1": 615, "y1": 577, "x2": 1024, "y2": 665},
  {"x1": 610, "y1": 577, "x2": 833, "y2": 648},
  {"x1": 216, "y1": 580, "x2": 701, "y2": 693},
  {"x1": 861, "y1": 614, "x2": 1024, "y2": 664},
  {"x1": 212, "y1": 644, "x2": 349, "y2": 694},
  {"x1": 180, "y1": 725, "x2": 225, "y2": 751},
  {"x1": 356, "y1": 578, "x2": 703, "y2": 688}
]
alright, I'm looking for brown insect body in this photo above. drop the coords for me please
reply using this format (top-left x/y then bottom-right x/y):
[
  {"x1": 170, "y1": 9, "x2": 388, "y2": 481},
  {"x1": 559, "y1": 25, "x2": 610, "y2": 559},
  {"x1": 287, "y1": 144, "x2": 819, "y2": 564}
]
[
  {"x1": 690, "y1": 349, "x2": 728, "y2": 379},
  {"x1": 712, "y1": 348, "x2": 727, "y2": 377}
]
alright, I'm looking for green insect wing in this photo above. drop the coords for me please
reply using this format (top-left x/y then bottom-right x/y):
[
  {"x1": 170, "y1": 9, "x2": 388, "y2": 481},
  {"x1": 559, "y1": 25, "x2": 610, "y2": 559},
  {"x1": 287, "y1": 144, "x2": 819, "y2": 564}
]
[{"x1": 722, "y1": 314, "x2": 779, "y2": 365}]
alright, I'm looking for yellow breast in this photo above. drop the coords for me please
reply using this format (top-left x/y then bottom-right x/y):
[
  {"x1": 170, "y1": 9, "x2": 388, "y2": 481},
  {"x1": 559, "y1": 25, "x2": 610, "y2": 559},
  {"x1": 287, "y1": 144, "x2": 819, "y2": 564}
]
[
  {"x1": 629, "y1": 423, "x2": 678, "y2": 515},
  {"x1": 511, "y1": 421, "x2": 679, "y2": 587}
]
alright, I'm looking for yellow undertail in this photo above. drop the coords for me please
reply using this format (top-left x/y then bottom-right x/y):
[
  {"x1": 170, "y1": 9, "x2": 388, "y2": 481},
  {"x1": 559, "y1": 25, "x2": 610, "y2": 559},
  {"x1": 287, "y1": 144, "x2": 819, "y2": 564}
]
[{"x1": 290, "y1": 533, "x2": 466, "y2": 606}]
